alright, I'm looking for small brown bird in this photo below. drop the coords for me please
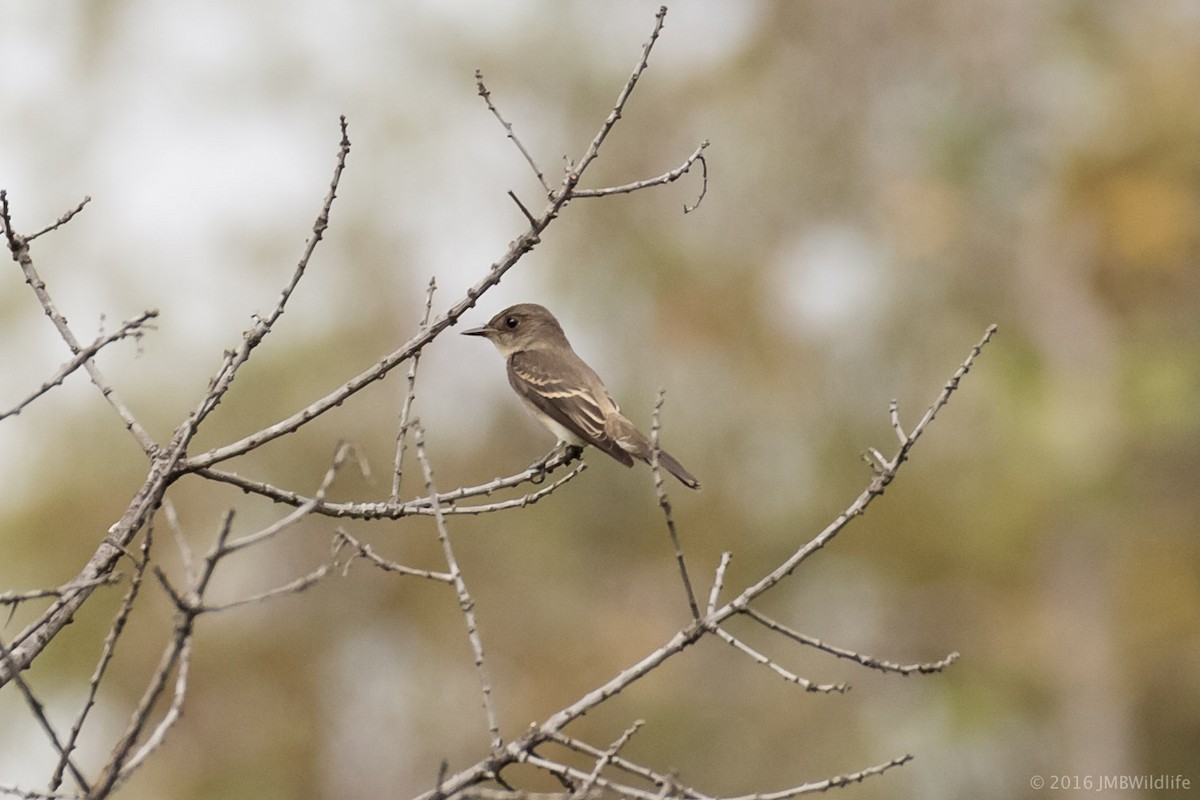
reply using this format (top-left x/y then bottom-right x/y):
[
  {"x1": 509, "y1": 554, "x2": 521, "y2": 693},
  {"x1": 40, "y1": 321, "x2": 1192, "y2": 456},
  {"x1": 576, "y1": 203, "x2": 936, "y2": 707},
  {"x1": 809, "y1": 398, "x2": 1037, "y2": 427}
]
[{"x1": 462, "y1": 303, "x2": 700, "y2": 489}]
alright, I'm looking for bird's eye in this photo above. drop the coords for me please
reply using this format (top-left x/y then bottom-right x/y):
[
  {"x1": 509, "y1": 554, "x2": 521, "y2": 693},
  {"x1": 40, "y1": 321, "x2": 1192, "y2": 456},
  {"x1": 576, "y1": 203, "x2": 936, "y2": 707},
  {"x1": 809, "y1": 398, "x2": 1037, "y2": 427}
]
[{"x1": 504, "y1": 316, "x2": 519, "y2": 329}]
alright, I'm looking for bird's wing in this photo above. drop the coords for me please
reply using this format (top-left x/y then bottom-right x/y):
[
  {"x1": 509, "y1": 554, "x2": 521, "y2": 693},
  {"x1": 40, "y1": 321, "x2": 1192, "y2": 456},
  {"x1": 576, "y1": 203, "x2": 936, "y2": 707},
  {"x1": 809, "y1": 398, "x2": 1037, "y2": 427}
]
[{"x1": 508, "y1": 350, "x2": 635, "y2": 467}]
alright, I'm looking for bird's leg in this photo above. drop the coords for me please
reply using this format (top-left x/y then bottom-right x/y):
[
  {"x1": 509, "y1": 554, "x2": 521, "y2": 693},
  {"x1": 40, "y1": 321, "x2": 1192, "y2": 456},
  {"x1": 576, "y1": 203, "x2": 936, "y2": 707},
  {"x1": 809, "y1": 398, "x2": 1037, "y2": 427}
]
[
  {"x1": 528, "y1": 444, "x2": 564, "y2": 484},
  {"x1": 529, "y1": 442, "x2": 585, "y2": 484}
]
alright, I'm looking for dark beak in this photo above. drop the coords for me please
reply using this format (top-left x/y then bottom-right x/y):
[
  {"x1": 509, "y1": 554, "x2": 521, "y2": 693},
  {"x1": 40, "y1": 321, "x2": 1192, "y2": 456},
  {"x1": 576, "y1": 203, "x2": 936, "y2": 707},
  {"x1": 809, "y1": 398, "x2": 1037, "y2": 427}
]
[{"x1": 460, "y1": 325, "x2": 491, "y2": 338}]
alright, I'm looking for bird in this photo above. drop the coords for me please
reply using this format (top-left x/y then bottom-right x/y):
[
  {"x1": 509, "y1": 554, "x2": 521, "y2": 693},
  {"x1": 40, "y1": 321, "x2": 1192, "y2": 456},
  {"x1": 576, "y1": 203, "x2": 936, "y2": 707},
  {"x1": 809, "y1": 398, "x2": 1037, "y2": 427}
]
[{"x1": 462, "y1": 303, "x2": 700, "y2": 489}]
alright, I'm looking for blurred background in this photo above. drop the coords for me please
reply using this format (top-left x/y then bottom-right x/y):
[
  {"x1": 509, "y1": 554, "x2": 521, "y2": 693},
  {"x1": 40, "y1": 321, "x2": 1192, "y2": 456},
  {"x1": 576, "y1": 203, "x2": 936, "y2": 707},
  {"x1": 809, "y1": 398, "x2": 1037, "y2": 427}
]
[{"x1": 2, "y1": 1, "x2": 1199, "y2": 798}]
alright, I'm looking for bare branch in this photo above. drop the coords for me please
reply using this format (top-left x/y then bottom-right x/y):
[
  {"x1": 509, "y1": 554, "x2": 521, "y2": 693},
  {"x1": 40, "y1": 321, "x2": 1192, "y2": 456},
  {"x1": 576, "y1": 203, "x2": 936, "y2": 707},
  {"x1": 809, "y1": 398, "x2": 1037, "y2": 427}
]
[
  {"x1": 0, "y1": 121, "x2": 362, "y2": 687},
  {"x1": 196, "y1": 449, "x2": 585, "y2": 520},
  {"x1": 1, "y1": 442, "x2": 185, "y2": 686}
]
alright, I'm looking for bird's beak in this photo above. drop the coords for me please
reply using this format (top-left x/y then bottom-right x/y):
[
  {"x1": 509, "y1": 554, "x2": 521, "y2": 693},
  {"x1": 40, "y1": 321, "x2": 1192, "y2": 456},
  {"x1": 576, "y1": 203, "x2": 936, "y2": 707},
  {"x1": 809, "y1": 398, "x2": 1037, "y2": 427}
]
[{"x1": 460, "y1": 324, "x2": 492, "y2": 338}]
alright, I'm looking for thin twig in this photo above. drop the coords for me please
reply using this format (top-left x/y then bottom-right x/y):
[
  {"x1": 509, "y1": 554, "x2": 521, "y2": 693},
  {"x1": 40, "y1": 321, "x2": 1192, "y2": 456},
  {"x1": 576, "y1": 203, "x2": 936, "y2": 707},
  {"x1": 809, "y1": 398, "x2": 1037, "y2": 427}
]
[
  {"x1": 476, "y1": 69, "x2": 551, "y2": 195},
  {"x1": 392, "y1": 278, "x2": 438, "y2": 502},
  {"x1": 742, "y1": 607, "x2": 959, "y2": 675},
  {"x1": 573, "y1": 141, "x2": 708, "y2": 203},
  {"x1": 683, "y1": 153, "x2": 708, "y2": 214},
  {"x1": 519, "y1": 753, "x2": 677, "y2": 800},
  {"x1": 889, "y1": 399, "x2": 906, "y2": 445},
  {"x1": 507, "y1": 191, "x2": 538, "y2": 227},
  {"x1": 649, "y1": 390, "x2": 699, "y2": 619},
  {"x1": 706, "y1": 552, "x2": 732, "y2": 617},
  {"x1": 25, "y1": 196, "x2": 91, "y2": 243},
  {"x1": 0, "y1": 786, "x2": 79, "y2": 800},
  {"x1": 116, "y1": 637, "x2": 190, "y2": 781},
  {"x1": 222, "y1": 441, "x2": 359, "y2": 554},
  {"x1": 573, "y1": 721, "x2": 644, "y2": 799},
  {"x1": 710, "y1": 626, "x2": 846, "y2": 693},
  {"x1": 721, "y1": 754, "x2": 913, "y2": 800},
  {"x1": 332, "y1": 530, "x2": 454, "y2": 583},
  {"x1": 414, "y1": 422, "x2": 502, "y2": 752},
  {"x1": 894, "y1": 324, "x2": 998, "y2": 456},
  {"x1": 549, "y1": 732, "x2": 693, "y2": 795}
]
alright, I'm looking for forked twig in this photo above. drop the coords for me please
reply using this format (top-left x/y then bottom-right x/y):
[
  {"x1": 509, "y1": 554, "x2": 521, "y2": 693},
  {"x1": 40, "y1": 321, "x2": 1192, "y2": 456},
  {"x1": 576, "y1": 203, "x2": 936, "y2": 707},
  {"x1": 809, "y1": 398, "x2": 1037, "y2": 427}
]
[
  {"x1": 710, "y1": 625, "x2": 847, "y2": 693},
  {"x1": 333, "y1": 530, "x2": 453, "y2": 583},
  {"x1": 0, "y1": 190, "x2": 157, "y2": 455},
  {"x1": 0, "y1": 310, "x2": 158, "y2": 422}
]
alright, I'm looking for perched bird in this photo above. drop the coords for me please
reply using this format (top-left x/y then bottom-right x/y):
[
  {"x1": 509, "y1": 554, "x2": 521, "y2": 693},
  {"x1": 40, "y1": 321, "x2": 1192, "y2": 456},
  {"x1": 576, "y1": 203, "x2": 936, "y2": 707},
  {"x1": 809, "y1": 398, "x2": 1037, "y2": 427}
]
[{"x1": 462, "y1": 303, "x2": 700, "y2": 489}]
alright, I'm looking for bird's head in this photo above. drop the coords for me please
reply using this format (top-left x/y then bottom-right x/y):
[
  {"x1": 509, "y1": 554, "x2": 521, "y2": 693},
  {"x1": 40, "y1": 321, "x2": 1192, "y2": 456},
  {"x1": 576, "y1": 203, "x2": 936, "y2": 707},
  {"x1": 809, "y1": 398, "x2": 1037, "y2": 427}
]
[{"x1": 461, "y1": 303, "x2": 570, "y2": 357}]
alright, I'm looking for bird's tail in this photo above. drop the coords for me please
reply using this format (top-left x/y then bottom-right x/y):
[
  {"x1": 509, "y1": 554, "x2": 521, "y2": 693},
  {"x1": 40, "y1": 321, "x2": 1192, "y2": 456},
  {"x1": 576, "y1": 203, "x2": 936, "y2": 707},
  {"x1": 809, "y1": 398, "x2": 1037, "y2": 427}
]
[
  {"x1": 650, "y1": 447, "x2": 701, "y2": 490},
  {"x1": 610, "y1": 414, "x2": 701, "y2": 489}
]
